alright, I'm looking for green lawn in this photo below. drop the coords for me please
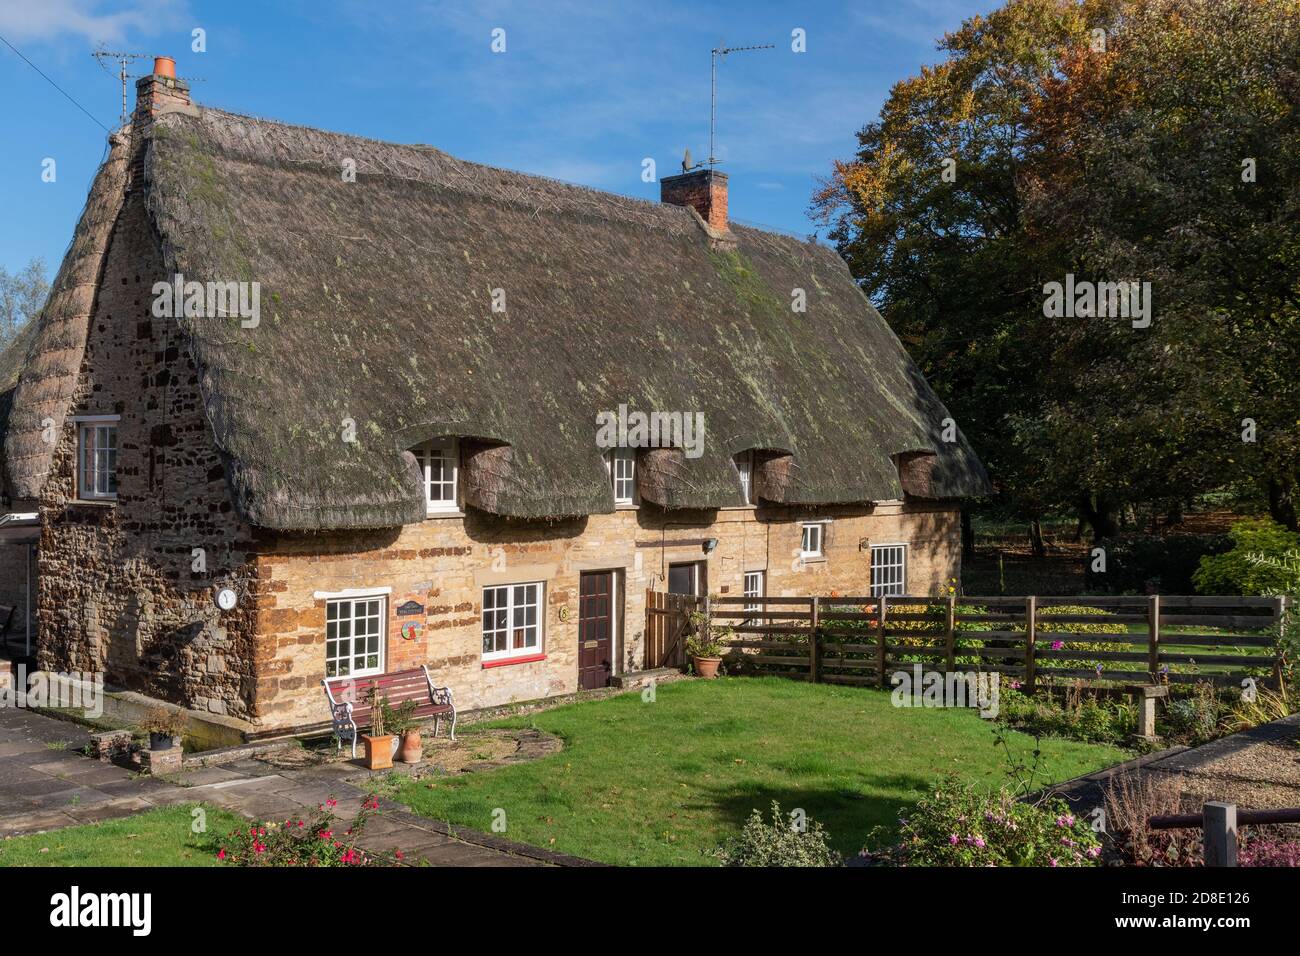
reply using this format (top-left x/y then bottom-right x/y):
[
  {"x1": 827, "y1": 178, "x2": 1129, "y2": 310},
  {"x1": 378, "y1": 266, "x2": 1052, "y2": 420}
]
[
  {"x1": 395, "y1": 677, "x2": 1127, "y2": 866},
  {"x1": 0, "y1": 804, "x2": 244, "y2": 867}
]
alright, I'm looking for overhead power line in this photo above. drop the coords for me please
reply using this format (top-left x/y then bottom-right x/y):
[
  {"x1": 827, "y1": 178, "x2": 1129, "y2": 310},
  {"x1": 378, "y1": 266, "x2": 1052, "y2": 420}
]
[{"x1": 0, "y1": 32, "x2": 112, "y2": 133}]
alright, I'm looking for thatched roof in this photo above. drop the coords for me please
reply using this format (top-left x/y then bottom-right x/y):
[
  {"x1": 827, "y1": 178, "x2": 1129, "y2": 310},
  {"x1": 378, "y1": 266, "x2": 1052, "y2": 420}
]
[
  {"x1": 0, "y1": 318, "x2": 40, "y2": 501},
  {"x1": 4, "y1": 107, "x2": 989, "y2": 528}
]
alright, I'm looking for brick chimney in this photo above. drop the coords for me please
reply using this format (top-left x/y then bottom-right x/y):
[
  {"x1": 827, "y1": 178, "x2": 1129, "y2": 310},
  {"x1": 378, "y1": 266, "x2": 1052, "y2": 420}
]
[
  {"x1": 133, "y1": 56, "x2": 191, "y2": 126},
  {"x1": 660, "y1": 168, "x2": 728, "y2": 232}
]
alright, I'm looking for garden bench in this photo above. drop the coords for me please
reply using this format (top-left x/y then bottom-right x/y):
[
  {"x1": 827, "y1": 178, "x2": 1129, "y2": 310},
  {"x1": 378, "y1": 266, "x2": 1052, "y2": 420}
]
[{"x1": 321, "y1": 665, "x2": 456, "y2": 758}]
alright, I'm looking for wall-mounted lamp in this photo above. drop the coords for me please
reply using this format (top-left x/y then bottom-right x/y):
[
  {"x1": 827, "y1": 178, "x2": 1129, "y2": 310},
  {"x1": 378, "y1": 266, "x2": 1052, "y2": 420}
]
[{"x1": 703, "y1": 537, "x2": 719, "y2": 554}]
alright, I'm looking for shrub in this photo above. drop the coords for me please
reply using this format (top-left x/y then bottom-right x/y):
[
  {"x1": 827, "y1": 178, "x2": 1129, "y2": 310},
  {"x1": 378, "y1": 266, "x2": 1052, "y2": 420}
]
[
  {"x1": 138, "y1": 706, "x2": 187, "y2": 739},
  {"x1": 1193, "y1": 519, "x2": 1300, "y2": 596},
  {"x1": 1162, "y1": 682, "x2": 1227, "y2": 746},
  {"x1": 216, "y1": 795, "x2": 390, "y2": 866},
  {"x1": 1240, "y1": 836, "x2": 1300, "y2": 867},
  {"x1": 712, "y1": 801, "x2": 841, "y2": 867},
  {"x1": 886, "y1": 780, "x2": 1102, "y2": 866},
  {"x1": 1103, "y1": 771, "x2": 1200, "y2": 866},
  {"x1": 1086, "y1": 533, "x2": 1231, "y2": 594},
  {"x1": 998, "y1": 685, "x2": 1136, "y2": 745}
]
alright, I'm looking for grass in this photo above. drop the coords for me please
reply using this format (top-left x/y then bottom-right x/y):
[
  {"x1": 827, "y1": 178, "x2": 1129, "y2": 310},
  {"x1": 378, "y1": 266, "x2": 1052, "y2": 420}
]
[
  {"x1": 394, "y1": 677, "x2": 1126, "y2": 866},
  {"x1": 0, "y1": 804, "x2": 244, "y2": 867}
]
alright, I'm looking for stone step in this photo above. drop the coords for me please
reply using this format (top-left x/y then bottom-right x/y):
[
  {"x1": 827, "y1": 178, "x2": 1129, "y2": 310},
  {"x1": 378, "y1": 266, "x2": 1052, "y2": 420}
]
[{"x1": 609, "y1": 667, "x2": 681, "y2": 690}]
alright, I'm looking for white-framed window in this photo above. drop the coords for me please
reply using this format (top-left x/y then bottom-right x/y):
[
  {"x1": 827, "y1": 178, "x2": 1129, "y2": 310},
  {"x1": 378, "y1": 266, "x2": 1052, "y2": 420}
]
[
  {"x1": 607, "y1": 447, "x2": 636, "y2": 505},
  {"x1": 482, "y1": 582, "x2": 543, "y2": 661},
  {"x1": 325, "y1": 593, "x2": 386, "y2": 678},
  {"x1": 871, "y1": 543, "x2": 907, "y2": 597},
  {"x1": 735, "y1": 451, "x2": 754, "y2": 505},
  {"x1": 76, "y1": 416, "x2": 119, "y2": 501},
  {"x1": 415, "y1": 439, "x2": 459, "y2": 513},
  {"x1": 800, "y1": 522, "x2": 824, "y2": 559},
  {"x1": 743, "y1": 570, "x2": 765, "y2": 625}
]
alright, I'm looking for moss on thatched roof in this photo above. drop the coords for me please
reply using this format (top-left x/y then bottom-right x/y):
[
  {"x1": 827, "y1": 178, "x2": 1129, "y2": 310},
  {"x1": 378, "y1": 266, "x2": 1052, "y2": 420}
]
[{"x1": 6, "y1": 107, "x2": 989, "y2": 528}]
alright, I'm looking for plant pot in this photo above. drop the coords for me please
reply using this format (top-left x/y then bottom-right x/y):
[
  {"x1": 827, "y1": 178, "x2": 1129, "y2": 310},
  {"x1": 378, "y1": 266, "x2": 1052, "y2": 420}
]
[
  {"x1": 398, "y1": 729, "x2": 423, "y2": 764},
  {"x1": 361, "y1": 734, "x2": 396, "y2": 770},
  {"x1": 149, "y1": 732, "x2": 179, "y2": 751},
  {"x1": 692, "y1": 656, "x2": 722, "y2": 679}
]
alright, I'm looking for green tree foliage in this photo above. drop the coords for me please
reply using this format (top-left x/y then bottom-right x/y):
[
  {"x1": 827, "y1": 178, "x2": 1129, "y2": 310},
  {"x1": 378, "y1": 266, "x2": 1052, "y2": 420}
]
[
  {"x1": 0, "y1": 258, "x2": 48, "y2": 353},
  {"x1": 814, "y1": 0, "x2": 1300, "y2": 535}
]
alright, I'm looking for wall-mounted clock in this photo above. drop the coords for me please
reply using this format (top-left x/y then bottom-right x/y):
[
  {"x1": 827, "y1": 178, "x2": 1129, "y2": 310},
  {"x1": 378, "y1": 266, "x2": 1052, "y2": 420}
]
[{"x1": 216, "y1": 588, "x2": 238, "y2": 611}]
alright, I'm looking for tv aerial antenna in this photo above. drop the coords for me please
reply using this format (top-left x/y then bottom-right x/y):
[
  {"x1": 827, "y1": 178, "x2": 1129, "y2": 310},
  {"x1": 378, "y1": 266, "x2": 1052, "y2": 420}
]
[
  {"x1": 701, "y1": 41, "x2": 774, "y2": 169},
  {"x1": 92, "y1": 49, "x2": 204, "y2": 126},
  {"x1": 92, "y1": 49, "x2": 151, "y2": 125}
]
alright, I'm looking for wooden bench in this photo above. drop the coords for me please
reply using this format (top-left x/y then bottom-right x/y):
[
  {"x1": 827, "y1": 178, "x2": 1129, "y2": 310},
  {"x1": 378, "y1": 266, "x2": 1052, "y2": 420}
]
[{"x1": 321, "y1": 665, "x2": 456, "y2": 758}]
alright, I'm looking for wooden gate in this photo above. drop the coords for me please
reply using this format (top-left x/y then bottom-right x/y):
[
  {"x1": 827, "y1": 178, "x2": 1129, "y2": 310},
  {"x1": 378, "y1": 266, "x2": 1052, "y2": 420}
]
[{"x1": 644, "y1": 589, "x2": 701, "y2": 669}]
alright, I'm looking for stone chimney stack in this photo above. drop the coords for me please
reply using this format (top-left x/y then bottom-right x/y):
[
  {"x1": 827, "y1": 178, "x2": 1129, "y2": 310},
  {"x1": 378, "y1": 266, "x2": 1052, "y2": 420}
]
[
  {"x1": 660, "y1": 168, "x2": 729, "y2": 232},
  {"x1": 133, "y1": 56, "x2": 191, "y2": 126}
]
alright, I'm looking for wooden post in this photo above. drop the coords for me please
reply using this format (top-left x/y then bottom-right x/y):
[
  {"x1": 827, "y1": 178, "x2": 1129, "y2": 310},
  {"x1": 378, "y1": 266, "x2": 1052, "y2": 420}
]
[
  {"x1": 808, "y1": 597, "x2": 820, "y2": 684},
  {"x1": 1203, "y1": 802, "x2": 1238, "y2": 867},
  {"x1": 1273, "y1": 596, "x2": 1287, "y2": 690},
  {"x1": 1024, "y1": 596, "x2": 1036, "y2": 695},
  {"x1": 876, "y1": 595, "x2": 888, "y2": 688},
  {"x1": 1147, "y1": 594, "x2": 1161, "y2": 679},
  {"x1": 944, "y1": 595, "x2": 956, "y2": 673}
]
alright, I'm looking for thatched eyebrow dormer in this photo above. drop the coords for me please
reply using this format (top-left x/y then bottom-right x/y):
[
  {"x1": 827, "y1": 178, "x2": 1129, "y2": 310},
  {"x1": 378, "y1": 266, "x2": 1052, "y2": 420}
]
[{"x1": 2, "y1": 106, "x2": 990, "y2": 529}]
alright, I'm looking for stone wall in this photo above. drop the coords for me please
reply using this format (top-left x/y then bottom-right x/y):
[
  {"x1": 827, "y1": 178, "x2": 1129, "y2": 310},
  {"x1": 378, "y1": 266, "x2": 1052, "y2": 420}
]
[
  {"x1": 252, "y1": 499, "x2": 961, "y2": 729},
  {"x1": 36, "y1": 192, "x2": 259, "y2": 719}
]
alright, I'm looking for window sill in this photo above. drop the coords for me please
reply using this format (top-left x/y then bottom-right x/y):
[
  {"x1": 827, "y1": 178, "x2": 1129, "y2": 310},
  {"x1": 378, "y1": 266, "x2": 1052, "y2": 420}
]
[
  {"x1": 482, "y1": 653, "x2": 546, "y2": 669},
  {"x1": 424, "y1": 509, "x2": 465, "y2": 519},
  {"x1": 71, "y1": 497, "x2": 117, "y2": 507},
  {"x1": 613, "y1": 503, "x2": 638, "y2": 511},
  {"x1": 800, "y1": 555, "x2": 827, "y2": 564}
]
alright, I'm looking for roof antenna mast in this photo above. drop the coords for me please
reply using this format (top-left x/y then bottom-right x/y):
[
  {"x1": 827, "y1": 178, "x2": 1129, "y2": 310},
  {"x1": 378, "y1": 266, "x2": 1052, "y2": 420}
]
[
  {"x1": 706, "y1": 41, "x2": 774, "y2": 168},
  {"x1": 91, "y1": 48, "x2": 151, "y2": 126}
]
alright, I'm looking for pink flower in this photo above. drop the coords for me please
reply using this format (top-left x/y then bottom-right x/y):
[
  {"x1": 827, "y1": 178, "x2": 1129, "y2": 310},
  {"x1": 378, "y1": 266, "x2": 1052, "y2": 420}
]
[
  {"x1": 1049, "y1": 857, "x2": 1058, "y2": 867},
  {"x1": 1051, "y1": 640, "x2": 1064, "y2": 650},
  {"x1": 973, "y1": 837, "x2": 986, "y2": 849},
  {"x1": 217, "y1": 849, "x2": 226, "y2": 861},
  {"x1": 949, "y1": 834, "x2": 960, "y2": 845}
]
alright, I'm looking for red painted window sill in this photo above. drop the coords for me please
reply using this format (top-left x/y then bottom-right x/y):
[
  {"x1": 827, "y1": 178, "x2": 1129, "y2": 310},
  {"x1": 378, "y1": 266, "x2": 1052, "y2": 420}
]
[{"x1": 482, "y1": 653, "x2": 546, "y2": 669}]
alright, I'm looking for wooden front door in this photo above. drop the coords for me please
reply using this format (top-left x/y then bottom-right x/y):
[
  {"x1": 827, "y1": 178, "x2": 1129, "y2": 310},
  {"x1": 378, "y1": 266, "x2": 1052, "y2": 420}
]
[{"x1": 578, "y1": 571, "x2": 614, "y2": 690}]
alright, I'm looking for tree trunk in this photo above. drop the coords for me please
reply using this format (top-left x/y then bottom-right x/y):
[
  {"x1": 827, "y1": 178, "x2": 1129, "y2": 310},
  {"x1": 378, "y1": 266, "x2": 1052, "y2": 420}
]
[
  {"x1": 961, "y1": 507, "x2": 975, "y2": 559},
  {"x1": 1029, "y1": 518, "x2": 1046, "y2": 558},
  {"x1": 1266, "y1": 477, "x2": 1298, "y2": 531},
  {"x1": 1076, "y1": 493, "x2": 1121, "y2": 543}
]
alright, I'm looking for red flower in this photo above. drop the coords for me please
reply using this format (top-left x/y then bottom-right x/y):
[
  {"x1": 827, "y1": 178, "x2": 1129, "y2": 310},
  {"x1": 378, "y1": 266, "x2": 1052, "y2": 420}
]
[{"x1": 217, "y1": 849, "x2": 227, "y2": 861}]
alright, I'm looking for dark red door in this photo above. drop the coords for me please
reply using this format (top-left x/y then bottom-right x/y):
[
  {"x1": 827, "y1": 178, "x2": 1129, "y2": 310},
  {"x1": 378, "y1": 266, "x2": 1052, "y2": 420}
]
[{"x1": 578, "y1": 571, "x2": 614, "y2": 690}]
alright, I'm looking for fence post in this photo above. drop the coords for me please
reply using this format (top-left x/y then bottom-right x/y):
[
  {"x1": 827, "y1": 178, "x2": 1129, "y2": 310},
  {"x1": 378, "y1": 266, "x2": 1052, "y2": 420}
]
[
  {"x1": 809, "y1": 597, "x2": 820, "y2": 684},
  {"x1": 1024, "y1": 595, "x2": 1036, "y2": 695},
  {"x1": 1273, "y1": 596, "x2": 1287, "y2": 690},
  {"x1": 876, "y1": 595, "x2": 888, "y2": 688},
  {"x1": 1203, "y1": 802, "x2": 1238, "y2": 867},
  {"x1": 944, "y1": 595, "x2": 956, "y2": 673},
  {"x1": 1147, "y1": 594, "x2": 1161, "y2": 679}
]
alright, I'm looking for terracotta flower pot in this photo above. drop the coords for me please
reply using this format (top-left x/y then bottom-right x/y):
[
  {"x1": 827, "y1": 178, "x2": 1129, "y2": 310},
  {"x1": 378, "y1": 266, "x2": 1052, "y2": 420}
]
[
  {"x1": 361, "y1": 733, "x2": 395, "y2": 770},
  {"x1": 692, "y1": 656, "x2": 722, "y2": 679},
  {"x1": 398, "y1": 729, "x2": 423, "y2": 764}
]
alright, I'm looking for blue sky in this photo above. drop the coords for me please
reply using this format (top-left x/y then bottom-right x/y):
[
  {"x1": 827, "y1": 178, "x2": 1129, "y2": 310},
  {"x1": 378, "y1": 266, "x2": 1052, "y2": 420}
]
[{"x1": 0, "y1": 0, "x2": 994, "y2": 279}]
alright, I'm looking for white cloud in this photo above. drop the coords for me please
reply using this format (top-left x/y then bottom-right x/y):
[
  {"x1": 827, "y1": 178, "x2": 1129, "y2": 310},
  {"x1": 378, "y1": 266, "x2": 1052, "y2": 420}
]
[{"x1": 0, "y1": 0, "x2": 189, "y2": 46}]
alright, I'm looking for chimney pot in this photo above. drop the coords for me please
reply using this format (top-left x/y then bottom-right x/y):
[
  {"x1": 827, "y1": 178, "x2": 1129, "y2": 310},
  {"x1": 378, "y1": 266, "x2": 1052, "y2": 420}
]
[
  {"x1": 660, "y1": 168, "x2": 729, "y2": 232},
  {"x1": 133, "y1": 55, "x2": 190, "y2": 125},
  {"x1": 153, "y1": 56, "x2": 176, "y2": 78}
]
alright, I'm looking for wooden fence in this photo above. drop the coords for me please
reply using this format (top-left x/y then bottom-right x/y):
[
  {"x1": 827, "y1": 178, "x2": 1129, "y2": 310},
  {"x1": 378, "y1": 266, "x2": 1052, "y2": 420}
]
[
  {"x1": 644, "y1": 589, "x2": 702, "y2": 669},
  {"x1": 705, "y1": 594, "x2": 1289, "y2": 690}
]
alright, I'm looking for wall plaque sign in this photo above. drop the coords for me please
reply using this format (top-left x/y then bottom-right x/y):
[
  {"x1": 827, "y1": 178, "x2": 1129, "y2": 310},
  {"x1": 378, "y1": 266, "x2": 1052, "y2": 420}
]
[
  {"x1": 400, "y1": 621, "x2": 422, "y2": 641},
  {"x1": 396, "y1": 600, "x2": 425, "y2": 617}
]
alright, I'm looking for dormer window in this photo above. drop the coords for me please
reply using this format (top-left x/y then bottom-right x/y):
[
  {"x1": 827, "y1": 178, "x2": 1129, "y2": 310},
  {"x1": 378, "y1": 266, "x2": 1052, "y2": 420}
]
[
  {"x1": 415, "y1": 439, "x2": 459, "y2": 514},
  {"x1": 607, "y1": 447, "x2": 636, "y2": 505},
  {"x1": 76, "y1": 415, "x2": 119, "y2": 501},
  {"x1": 734, "y1": 451, "x2": 754, "y2": 505}
]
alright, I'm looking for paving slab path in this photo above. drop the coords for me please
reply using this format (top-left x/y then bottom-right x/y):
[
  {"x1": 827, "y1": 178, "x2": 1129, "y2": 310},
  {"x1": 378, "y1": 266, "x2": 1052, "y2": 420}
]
[{"x1": 0, "y1": 706, "x2": 591, "y2": 867}]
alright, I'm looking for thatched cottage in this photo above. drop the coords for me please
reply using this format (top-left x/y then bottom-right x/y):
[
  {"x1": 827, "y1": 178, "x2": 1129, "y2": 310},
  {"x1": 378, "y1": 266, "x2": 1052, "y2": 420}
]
[{"x1": 0, "y1": 60, "x2": 988, "y2": 732}]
